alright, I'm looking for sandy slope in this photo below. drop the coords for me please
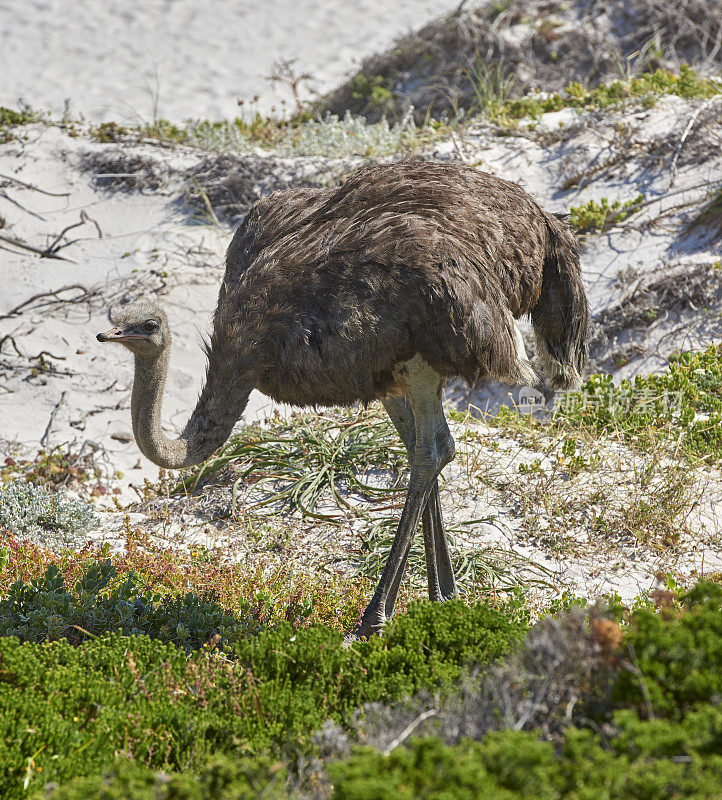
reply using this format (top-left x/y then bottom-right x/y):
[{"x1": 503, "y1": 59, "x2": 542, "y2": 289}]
[
  {"x1": 0, "y1": 125, "x2": 273, "y2": 489},
  {"x1": 1, "y1": 87, "x2": 721, "y2": 601},
  {"x1": 0, "y1": 0, "x2": 461, "y2": 122},
  {"x1": 1, "y1": 95, "x2": 721, "y2": 470}
]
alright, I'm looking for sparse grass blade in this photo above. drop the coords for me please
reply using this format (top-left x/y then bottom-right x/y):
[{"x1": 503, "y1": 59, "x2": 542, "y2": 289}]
[
  {"x1": 356, "y1": 513, "x2": 556, "y2": 593},
  {"x1": 172, "y1": 407, "x2": 407, "y2": 520}
]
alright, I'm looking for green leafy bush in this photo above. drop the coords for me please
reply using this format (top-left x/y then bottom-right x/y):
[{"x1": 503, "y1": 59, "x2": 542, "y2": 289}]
[
  {"x1": 0, "y1": 561, "x2": 252, "y2": 647},
  {"x1": 7, "y1": 580, "x2": 722, "y2": 798},
  {"x1": 328, "y1": 722, "x2": 722, "y2": 800},
  {"x1": 569, "y1": 193, "x2": 645, "y2": 233},
  {"x1": 613, "y1": 581, "x2": 722, "y2": 717},
  {"x1": 350, "y1": 73, "x2": 394, "y2": 108},
  {"x1": 499, "y1": 65, "x2": 722, "y2": 124},
  {"x1": 43, "y1": 720, "x2": 722, "y2": 799},
  {"x1": 555, "y1": 345, "x2": 722, "y2": 462},
  {"x1": 45, "y1": 756, "x2": 288, "y2": 800},
  {"x1": 0, "y1": 591, "x2": 525, "y2": 797},
  {"x1": 0, "y1": 527, "x2": 371, "y2": 633},
  {"x1": 0, "y1": 104, "x2": 38, "y2": 142}
]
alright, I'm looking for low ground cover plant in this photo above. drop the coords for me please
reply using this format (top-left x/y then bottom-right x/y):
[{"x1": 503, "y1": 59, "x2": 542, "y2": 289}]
[
  {"x1": 569, "y1": 193, "x2": 646, "y2": 234},
  {"x1": 0, "y1": 480, "x2": 97, "y2": 550},
  {"x1": 172, "y1": 407, "x2": 407, "y2": 516},
  {"x1": 0, "y1": 574, "x2": 527, "y2": 797},
  {"x1": 495, "y1": 65, "x2": 722, "y2": 124},
  {"x1": 554, "y1": 344, "x2": 722, "y2": 463},
  {"x1": 481, "y1": 343, "x2": 722, "y2": 466},
  {"x1": 0, "y1": 560, "x2": 251, "y2": 647},
  {"x1": 4, "y1": 581, "x2": 722, "y2": 798},
  {"x1": 0, "y1": 104, "x2": 38, "y2": 142},
  {"x1": 9, "y1": 67, "x2": 716, "y2": 161},
  {"x1": 0, "y1": 529, "x2": 373, "y2": 634}
]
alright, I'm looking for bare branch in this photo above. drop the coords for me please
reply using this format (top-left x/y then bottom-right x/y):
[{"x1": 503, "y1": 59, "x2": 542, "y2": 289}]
[
  {"x1": 40, "y1": 391, "x2": 68, "y2": 448},
  {"x1": 0, "y1": 172, "x2": 71, "y2": 197},
  {"x1": 0, "y1": 232, "x2": 73, "y2": 261}
]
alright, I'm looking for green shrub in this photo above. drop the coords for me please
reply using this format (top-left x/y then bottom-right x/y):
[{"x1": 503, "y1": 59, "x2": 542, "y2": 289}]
[
  {"x1": 44, "y1": 721, "x2": 722, "y2": 799},
  {"x1": 350, "y1": 73, "x2": 394, "y2": 108},
  {"x1": 328, "y1": 725, "x2": 722, "y2": 800},
  {"x1": 569, "y1": 193, "x2": 645, "y2": 233},
  {"x1": 0, "y1": 561, "x2": 255, "y2": 647},
  {"x1": 495, "y1": 65, "x2": 722, "y2": 124},
  {"x1": 555, "y1": 345, "x2": 722, "y2": 462},
  {"x1": 0, "y1": 104, "x2": 38, "y2": 142},
  {"x1": 9, "y1": 579, "x2": 722, "y2": 798},
  {"x1": 0, "y1": 597, "x2": 525, "y2": 797},
  {"x1": 44, "y1": 756, "x2": 288, "y2": 800},
  {"x1": 612, "y1": 581, "x2": 722, "y2": 717}
]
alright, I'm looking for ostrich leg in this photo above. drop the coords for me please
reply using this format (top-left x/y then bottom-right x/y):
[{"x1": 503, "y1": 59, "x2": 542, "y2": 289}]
[
  {"x1": 382, "y1": 396, "x2": 458, "y2": 602},
  {"x1": 351, "y1": 357, "x2": 456, "y2": 638}
]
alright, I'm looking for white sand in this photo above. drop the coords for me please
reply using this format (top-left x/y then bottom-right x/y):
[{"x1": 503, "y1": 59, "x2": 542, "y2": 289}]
[
  {"x1": 1, "y1": 2, "x2": 721, "y2": 602},
  {"x1": 1, "y1": 93, "x2": 719, "y2": 494},
  {"x1": 0, "y1": 0, "x2": 461, "y2": 122}
]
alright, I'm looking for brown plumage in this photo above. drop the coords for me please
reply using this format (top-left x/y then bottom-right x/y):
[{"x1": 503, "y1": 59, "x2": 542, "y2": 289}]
[
  {"x1": 98, "y1": 159, "x2": 590, "y2": 637},
  {"x1": 211, "y1": 160, "x2": 587, "y2": 408}
]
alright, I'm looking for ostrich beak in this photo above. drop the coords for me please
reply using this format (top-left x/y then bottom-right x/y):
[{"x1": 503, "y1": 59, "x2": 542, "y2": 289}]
[{"x1": 96, "y1": 326, "x2": 148, "y2": 343}]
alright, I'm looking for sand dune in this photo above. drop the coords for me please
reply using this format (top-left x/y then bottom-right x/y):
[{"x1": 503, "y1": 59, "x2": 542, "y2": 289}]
[{"x1": 0, "y1": 0, "x2": 461, "y2": 122}]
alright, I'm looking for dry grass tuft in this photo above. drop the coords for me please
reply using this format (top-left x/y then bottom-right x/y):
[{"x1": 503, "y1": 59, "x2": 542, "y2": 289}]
[
  {"x1": 317, "y1": 0, "x2": 722, "y2": 123},
  {"x1": 78, "y1": 149, "x2": 172, "y2": 192}
]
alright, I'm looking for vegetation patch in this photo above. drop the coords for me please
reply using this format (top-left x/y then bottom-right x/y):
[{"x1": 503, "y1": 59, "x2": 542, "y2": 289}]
[
  {"x1": 350, "y1": 73, "x2": 395, "y2": 110},
  {"x1": 326, "y1": 720, "x2": 722, "y2": 800},
  {"x1": 0, "y1": 104, "x2": 38, "y2": 142},
  {"x1": 173, "y1": 408, "x2": 407, "y2": 519},
  {"x1": 0, "y1": 560, "x2": 254, "y2": 647},
  {"x1": 5, "y1": 582, "x2": 722, "y2": 798},
  {"x1": 79, "y1": 149, "x2": 172, "y2": 192},
  {"x1": 554, "y1": 344, "x2": 722, "y2": 463},
  {"x1": 88, "y1": 108, "x2": 435, "y2": 158},
  {"x1": 0, "y1": 480, "x2": 97, "y2": 550},
  {"x1": 317, "y1": 0, "x2": 722, "y2": 123},
  {"x1": 497, "y1": 66, "x2": 722, "y2": 124},
  {"x1": 569, "y1": 193, "x2": 646, "y2": 234},
  {"x1": 479, "y1": 343, "x2": 722, "y2": 465},
  {"x1": 0, "y1": 581, "x2": 526, "y2": 797},
  {"x1": 0, "y1": 528, "x2": 372, "y2": 634}
]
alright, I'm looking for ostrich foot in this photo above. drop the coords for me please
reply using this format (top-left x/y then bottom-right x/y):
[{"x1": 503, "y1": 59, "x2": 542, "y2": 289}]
[{"x1": 345, "y1": 610, "x2": 388, "y2": 641}]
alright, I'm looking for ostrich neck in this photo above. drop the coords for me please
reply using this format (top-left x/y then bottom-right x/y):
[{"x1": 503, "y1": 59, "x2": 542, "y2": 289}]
[{"x1": 130, "y1": 347, "x2": 253, "y2": 469}]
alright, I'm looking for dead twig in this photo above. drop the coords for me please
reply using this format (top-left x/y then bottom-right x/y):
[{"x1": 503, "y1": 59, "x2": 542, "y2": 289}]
[
  {"x1": 0, "y1": 232, "x2": 73, "y2": 261},
  {"x1": 0, "y1": 172, "x2": 71, "y2": 197},
  {"x1": 0, "y1": 284, "x2": 93, "y2": 321},
  {"x1": 30, "y1": 350, "x2": 66, "y2": 362},
  {"x1": 0, "y1": 334, "x2": 24, "y2": 357},
  {"x1": 42, "y1": 210, "x2": 102, "y2": 257},
  {"x1": 40, "y1": 391, "x2": 67, "y2": 448},
  {"x1": 265, "y1": 58, "x2": 317, "y2": 115},
  {"x1": 382, "y1": 709, "x2": 437, "y2": 755},
  {"x1": 609, "y1": 180, "x2": 722, "y2": 232},
  {"x1": 0, "y1": 190, "x2": 47, "y2": 220},
  {"x1": 669, "y1": 96, "x2": 722, "y2": 188}
]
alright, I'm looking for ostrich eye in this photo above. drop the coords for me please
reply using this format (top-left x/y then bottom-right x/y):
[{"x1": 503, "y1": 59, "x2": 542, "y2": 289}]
[{"x1": 143, "y1": 318, "x2": 159, "y2": 333}]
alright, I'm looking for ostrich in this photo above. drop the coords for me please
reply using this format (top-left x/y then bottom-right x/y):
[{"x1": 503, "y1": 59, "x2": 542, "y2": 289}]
[{"x1": 97, "y1": 161, "x2": 589, "y2": 638}]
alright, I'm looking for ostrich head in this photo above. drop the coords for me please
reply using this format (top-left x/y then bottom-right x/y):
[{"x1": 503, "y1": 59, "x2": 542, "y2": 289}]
[
  {"x1": 94, "y1": 298, "x2": 251, "y2": 470},
  {"x1": 96, "y1": 301, "x2": 170, "y2": 357}
]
